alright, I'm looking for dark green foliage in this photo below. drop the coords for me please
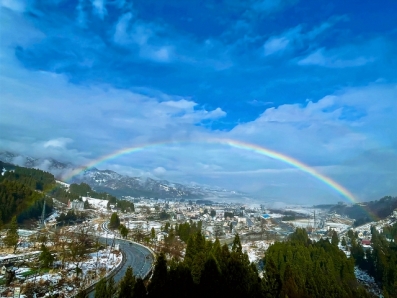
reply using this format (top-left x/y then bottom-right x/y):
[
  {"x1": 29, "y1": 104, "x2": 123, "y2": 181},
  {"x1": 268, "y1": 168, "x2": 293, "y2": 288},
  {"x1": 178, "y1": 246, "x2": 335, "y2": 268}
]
[
  {"x1": 56, "y1": 210, "x2": 87, "y2": 226},
  {"x1": 118, "y1": 266, "x2": 136, "y2": 298},
  {"x1": 0, "y1": 180, "x2": 53, "y2": 224},
  {"x1": 94, "y1": 277, "x2": 116, "y2": 298},
  {"x1": 331, "y1": 230, "x2": 339, "y2": 246},
  {"x1": 354, "y1": 224, "x2": 397, "y2": 297},
  {"x1": 119, "y1": 224, "x2": 128, "y2": 238},
  {"x1": 0, "y1": 162, "x2": 55, "y2": 192},
  {"x1": 109, "y1": 212, "x2": 120, "y2": 229},
  {"x1": 0, "y1": 162, "x2": 55, "y2": 224},
  {"x1": 139, "y1": 227, "x2": 372, "y2": 297},
  {"x1": 48, "y1": 184, "x2": 79, "y2": 204},
  {"x1": 264, "y1": 228, "x2": 368, "y2": 298},
  {"x1": 94, "y1": 278, "x2": 108, "y2": 298},
  {"x1": 75, "y1": 289, "x2": 87, "y2": 298},
  {"x1": 159, "y1": 210, "x2": 170, "y2": 220},
  {"x1": 39, "y1": 244, "x2": 54, "y2": 268},
  {"x1": 224, "y1": 211, "x2": 234, "y2": 219},
  {"x1": 146, "y1": 233, "x2": 263, "y2": 298},
  {"x1": 116, "y1": 199, "x2": 135, "y2": 212},
  {"x1": 132, "y1": 278, "x2": 147, "y2": 298},
  {"x1": 210, "y1": 209, "x2": 216, "y2": 217},
  {"x1": 288, "y1": 227, "x2": 312, "y2": 245},
  {"x1": 147, "y1": 253, "x2": 168, "y2": 297},
  {"x1": 330, "y1": 196, "x2": 397, "y2": 226},
  {"x1": 4, "y1": 216, "x2": 19, "y2": 253},
  {"x1": 175, "y1": 220, "x2": 202, "y2": 242}
]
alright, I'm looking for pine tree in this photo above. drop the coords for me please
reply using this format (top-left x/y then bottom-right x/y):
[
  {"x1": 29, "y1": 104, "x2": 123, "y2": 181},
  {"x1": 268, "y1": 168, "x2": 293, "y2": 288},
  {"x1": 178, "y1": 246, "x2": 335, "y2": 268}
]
[
  {"x1": 151, "y1": 227, "x2": 155, "y2": 241},
  {"x1": 118, "y1": 266, "x2": 136, "y2": 298},
  {"x1": 109, "y1": 212, "x2": 120, "y2": 229},
  {"x1": 332, "y1": 230, "x2": 339, "y2": 246},
  {"x1": 132, "y1": 278, "x2": 147, "y2": 298},
  {"x1": 148, "y1": 253, "x2": 168, "y2": 297},
  {"x1": 39, "y1": 244, "x2": 54, "y2": 268},
  {"x1": 94, "y1": 278, "x2": 108, "y2": 298},
  {"x1": 232, "y1": 233, "x2": 242, "y2": 254},
  {"x1": 107, "y1": 276, "x2": 116, "y2": 298},
  {"x1": 4, "y1": 216, "x2": 19, "y2": 253}
]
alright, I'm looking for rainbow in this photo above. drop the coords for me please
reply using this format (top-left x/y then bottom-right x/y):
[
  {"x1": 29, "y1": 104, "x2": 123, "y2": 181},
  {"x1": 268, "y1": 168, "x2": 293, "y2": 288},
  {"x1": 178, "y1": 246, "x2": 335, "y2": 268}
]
[{"x1": 64, "y1": 138, "x2": 359, "y2": 204}]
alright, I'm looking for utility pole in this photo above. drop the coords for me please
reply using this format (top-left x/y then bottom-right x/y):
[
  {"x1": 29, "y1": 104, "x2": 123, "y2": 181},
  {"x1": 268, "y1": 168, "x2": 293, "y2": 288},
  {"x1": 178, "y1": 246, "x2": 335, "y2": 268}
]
[{"x1": 40, "y1": 198, "x2": 46, "y2": 228}]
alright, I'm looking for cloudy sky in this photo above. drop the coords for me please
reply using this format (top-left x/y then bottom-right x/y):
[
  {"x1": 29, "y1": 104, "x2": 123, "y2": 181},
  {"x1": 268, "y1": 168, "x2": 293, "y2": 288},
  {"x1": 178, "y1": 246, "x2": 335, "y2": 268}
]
[{"x1": 1, "y1": 0, "x2": 396, "y2": 204}]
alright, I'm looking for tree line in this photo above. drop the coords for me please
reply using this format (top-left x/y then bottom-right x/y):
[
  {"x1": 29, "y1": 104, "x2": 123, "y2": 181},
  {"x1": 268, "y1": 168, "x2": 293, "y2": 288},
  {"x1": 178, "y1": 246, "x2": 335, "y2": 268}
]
[
  {"x1": 349, "y1": 223, "x2": 397, "y2": 298},
  {"x1": 0, "y1": 161, "x2": 54, "y2": 225},
  {"x1": 93, "y1": 228, "x2": 371, "y2": 298}
]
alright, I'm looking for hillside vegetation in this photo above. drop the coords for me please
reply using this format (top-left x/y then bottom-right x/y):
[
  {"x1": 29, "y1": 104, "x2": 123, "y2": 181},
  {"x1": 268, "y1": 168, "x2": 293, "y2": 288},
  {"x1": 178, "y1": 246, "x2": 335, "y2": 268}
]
[
  {"x1": 0, "y1": 161, "x2": 54, "y2": 225},
  {"x1": 330, "y1": 196, "x2": 397, "y2": 226}
]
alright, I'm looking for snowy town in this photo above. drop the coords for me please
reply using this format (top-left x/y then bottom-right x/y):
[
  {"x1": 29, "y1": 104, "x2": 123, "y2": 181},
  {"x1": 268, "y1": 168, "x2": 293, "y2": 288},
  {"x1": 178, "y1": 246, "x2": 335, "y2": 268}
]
[{"x1": 1, "y1": 179, "x2": 396, "y2": 297}]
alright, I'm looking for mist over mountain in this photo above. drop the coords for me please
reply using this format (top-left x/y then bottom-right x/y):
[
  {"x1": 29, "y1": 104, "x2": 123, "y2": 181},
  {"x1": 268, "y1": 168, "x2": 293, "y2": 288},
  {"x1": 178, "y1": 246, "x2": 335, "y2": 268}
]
[{"x1": 0, "y1": 151, "x2": 252, "y2": 202}]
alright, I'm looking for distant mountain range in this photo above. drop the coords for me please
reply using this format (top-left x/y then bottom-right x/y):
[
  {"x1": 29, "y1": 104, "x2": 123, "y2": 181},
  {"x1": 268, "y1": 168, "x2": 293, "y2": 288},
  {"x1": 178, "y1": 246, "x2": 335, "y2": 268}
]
[{"x1": 0, "y1": 151, "x2": 249, "y2": 201}]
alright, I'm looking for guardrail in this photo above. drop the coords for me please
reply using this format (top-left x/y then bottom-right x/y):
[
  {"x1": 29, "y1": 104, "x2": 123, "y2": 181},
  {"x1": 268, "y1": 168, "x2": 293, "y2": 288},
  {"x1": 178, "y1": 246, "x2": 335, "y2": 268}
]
[{"x1": 70, "y1": 249, "x2": 126, "y2": 298}]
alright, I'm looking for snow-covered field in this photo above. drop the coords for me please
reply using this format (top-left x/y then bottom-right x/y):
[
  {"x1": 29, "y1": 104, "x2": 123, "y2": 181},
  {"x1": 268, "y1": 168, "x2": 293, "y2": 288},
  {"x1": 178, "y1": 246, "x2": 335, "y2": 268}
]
[
  {"x1": 82, "y1": 197, "x2": 109, "y2": 212},
  {"x1": 242, "y1": 240, "x2": 272, "y2": 263},
  {"x1": 354, "y1": 267, "x2": 382, "y2": 297},
  {"x1": 3, "y1": 248, "x2": 122, "y2": 298}
]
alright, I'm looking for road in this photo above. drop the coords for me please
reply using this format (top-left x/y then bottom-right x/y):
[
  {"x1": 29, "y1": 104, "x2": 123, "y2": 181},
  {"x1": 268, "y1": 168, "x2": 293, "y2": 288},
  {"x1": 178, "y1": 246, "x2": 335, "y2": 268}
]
[{"x1": 86, "y1": 224, "x2": 154, "y2": 297}]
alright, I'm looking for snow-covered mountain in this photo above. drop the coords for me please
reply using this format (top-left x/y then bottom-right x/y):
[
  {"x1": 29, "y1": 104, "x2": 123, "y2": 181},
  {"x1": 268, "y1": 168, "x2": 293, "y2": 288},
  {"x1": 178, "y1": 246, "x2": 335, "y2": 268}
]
[
  {"x1": 0, "y1": 151, "x2": 248, "y2": 200},
  {"x1": 69, "y1": 167, "x2": 205, "y2": 198},
  {"x1": 0, "y1": 151, "x2": 72, "y2": 171}
]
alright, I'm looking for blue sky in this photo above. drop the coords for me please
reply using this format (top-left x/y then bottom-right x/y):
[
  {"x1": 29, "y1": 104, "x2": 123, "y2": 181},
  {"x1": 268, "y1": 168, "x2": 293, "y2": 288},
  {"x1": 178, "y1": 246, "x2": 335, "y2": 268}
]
[{"x1": 1, "y1": 0, "x2": 396, "y2": 204}]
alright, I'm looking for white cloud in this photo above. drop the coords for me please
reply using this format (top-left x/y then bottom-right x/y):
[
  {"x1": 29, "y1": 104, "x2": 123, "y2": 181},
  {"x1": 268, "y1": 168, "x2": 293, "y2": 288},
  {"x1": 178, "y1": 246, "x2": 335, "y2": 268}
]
[
  {"x1": 153, "y1": 166, "x2": 166, "y2": 176},
  {"x1": 263, "y1": 26, "x2": 301, "y2": 56},
  {"x1": 298, "y1": 48, "x2": 374, "y2": 68},
  {"x1": 44, "y1": 138, "x2": 73, "y2": 149},
  {"x1": 263, "y1": 16, "x2": 345, "y2": 56}
]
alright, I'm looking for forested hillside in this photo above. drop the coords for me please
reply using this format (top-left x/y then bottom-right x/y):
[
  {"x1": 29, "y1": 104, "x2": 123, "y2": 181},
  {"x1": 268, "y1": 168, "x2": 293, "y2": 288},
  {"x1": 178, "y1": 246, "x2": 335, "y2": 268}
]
[
  {"x1": 0, "y1": 161, "x2": 54, "y2": 225},
  {"x1": 96, "y1": 228, "x2": 371, "y2": 298},
  {"x1": 330, "y1": 196, "x2": 397, "y2": 226},
  {"x1": 349, "y1": 223, "x2": 397, "y2": 297}
]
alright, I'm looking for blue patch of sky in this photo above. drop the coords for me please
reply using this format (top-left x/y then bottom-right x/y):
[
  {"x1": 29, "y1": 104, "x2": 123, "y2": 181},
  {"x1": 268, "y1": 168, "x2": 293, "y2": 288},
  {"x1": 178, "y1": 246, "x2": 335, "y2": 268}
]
[{"x1": 9, "y1": 0, "x2": 397, "y2": 131}]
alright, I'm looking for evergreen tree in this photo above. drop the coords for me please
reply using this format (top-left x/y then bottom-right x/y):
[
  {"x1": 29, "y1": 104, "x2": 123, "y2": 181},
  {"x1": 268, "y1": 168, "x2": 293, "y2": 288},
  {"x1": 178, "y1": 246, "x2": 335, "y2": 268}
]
[
  {"x1": 39, "y1": 244, "x2": 54, "y2": 268},
  {"x1": 94, "y1": 278, "x2": 108, "y2": 298},
  {"x1": 332, "y1": 230, "x2": 339, "y2": 246},
  {"x1": 107, "y1": 276, "x2": 116, "y2": 298},
  {"x1": 132, "y1": 278, "x2": 147, "y2": 298},
  {"x1": 118, "y1": 266, "x2": 136, "y2": 298},
  {"x1": 4, "y1": 216, "x2": 19, "y2": 253},
  {"x1": 109, "y1": 212, "x2": 120, "y2": 229},
  {"x1": 119, "y1": 224, "x2": 128, "y2": 239},
  {"x1": 151, "y1": 227, "x2": 155, "y2": 241},
  {"x1": 232, "y1": 233, "x2": 242, "y2": 254},
  {"x1": 148, "y1": 253, "x2": 168, "y2": 297}
]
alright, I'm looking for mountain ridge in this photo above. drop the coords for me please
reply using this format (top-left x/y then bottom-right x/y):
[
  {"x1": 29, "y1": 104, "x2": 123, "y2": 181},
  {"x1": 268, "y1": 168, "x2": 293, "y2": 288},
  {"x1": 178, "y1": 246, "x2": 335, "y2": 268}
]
[{"x1": 0, "y1": 151, "x2": 248, "y2": 201}]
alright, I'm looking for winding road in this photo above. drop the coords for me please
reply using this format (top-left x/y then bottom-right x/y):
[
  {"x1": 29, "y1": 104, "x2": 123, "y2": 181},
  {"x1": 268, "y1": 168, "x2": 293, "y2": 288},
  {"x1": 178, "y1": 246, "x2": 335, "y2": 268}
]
[{"x1": 86, "y1": 222, "x2": 154, "y2": 297}]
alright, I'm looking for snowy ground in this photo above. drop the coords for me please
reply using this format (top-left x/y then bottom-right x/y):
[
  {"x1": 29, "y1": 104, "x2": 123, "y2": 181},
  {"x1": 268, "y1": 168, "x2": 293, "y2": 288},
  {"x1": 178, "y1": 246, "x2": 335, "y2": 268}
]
[
  {"x1": 354, "y1": 266, "x2": 382, "y2": 297},
  {"x1": 242, "y1": 240, "x2": 272, "y2": 263},
  {"x1": 2, "y1": 248, "x2": 122, "y2": 298},
  {"x1": 82, "y1": 197, "x2": 109, "y2": 212}
]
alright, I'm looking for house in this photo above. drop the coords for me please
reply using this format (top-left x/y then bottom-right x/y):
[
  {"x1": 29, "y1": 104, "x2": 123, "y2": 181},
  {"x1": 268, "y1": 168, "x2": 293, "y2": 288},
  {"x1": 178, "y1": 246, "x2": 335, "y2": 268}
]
[{"x1": 361, "y1": 239, "x2": 371, "y2": 245}]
